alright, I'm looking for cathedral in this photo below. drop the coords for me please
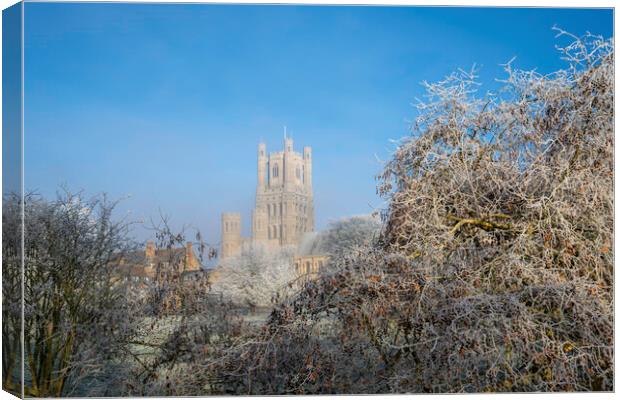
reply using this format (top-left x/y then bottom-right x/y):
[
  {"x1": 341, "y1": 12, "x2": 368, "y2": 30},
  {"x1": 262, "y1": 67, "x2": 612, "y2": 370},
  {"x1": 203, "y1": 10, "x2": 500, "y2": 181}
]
[{"x1": 220, "y1": 136, "x2": 315, "y2": 259}]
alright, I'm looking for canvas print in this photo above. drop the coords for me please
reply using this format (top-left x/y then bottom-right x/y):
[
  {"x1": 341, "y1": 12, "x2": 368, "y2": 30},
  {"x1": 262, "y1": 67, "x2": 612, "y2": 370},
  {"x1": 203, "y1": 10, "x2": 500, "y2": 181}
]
[{"x1": 1, "y1": 2, "x2": 614, "y2": 397}]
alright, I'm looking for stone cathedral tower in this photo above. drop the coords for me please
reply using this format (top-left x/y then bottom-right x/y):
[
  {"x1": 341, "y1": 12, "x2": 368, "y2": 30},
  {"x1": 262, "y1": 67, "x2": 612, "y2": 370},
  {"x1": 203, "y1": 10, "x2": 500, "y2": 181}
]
[{"x1": 220, "y1": 135, "x2": 314, "y2": 259}]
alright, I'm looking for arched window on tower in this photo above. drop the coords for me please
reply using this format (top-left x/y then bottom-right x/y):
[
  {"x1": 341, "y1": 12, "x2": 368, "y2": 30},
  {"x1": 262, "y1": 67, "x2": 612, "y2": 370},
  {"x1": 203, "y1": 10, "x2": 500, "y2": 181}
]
[{"x1": 273, "y1": 163, "x2": 279, "y2": 178}]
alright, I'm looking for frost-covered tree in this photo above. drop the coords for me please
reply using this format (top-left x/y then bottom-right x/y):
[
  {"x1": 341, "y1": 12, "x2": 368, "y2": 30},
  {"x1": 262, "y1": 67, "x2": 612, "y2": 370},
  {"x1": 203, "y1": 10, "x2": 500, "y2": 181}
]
[
  {"x1": 212, "y1": 243, "x2": 297, "y2": 309},
  {"x1": 313, "y1": 215, "x2": 381, "y2": 259},
  {"x1": 2, "y1": 191, "x2": 139, "y2": 396}
]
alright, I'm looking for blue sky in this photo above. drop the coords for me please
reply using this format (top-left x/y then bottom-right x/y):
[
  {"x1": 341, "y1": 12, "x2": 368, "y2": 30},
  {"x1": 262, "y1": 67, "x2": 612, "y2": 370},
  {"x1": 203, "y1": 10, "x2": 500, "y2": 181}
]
[
  {"x1": 2, "y1": 3, "x2": 22, "y2": 196},
  {"x1": 23, "y1": 4, "x2": 612, "y2": 244}
]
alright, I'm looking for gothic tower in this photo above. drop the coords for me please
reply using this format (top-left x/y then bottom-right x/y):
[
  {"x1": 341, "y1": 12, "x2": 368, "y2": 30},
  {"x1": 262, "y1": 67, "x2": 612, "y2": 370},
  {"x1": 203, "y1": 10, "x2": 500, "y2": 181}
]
[
  {"x1": 220, "y1": 212, "x2": 241, "y2": 259},
  {"x1": 252, "y1": 136, "x2": 314, "y2": 248},
  {"x1": 221, "y1": 135, "x2": 314, "y2": 259}
]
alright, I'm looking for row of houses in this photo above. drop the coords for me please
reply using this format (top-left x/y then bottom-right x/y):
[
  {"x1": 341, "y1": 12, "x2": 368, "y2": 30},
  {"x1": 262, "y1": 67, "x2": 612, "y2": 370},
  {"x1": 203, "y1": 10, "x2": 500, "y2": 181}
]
[{"x1": 116, "y1": 240, "x2": 329, "y2": 303}]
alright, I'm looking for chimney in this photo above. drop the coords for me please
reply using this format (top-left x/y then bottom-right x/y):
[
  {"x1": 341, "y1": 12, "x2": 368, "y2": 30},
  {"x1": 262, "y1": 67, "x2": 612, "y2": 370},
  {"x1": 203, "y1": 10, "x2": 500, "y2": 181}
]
[{"x1": 145, "y1": 241, "x2": 155, "y2": 259}]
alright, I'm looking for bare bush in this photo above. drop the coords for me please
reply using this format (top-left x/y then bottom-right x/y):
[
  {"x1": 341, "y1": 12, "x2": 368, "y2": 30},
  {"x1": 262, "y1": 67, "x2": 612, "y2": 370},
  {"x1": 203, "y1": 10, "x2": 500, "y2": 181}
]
[
  {"x1": 375, "y1": 28, "x2": 613, "y2": 392},
  {"x1": 2, "y1": 191, "x2": 141, "y2": 396},
  {"x1": 2, "y1": 193, "x2": 24, "y2": 395}
]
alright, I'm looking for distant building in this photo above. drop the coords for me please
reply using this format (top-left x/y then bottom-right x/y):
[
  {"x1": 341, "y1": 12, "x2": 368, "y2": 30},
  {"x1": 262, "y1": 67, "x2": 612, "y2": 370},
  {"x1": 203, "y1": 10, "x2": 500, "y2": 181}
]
[
  {"x1": 115, "y1": 241, "x2": 210, "y2": 312},
  {"x1": 294, "y1": 255, "x2": 329, "y2": 280},
  {"x1": 221, "y1": 135, "x2": 314, "y2": 259},
  {"x1": 116, "y1": 241, "x2": 201, "y2": 282},
  {"x1": 294, "y1": 231, "x2": 330, "y2": 280}
]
